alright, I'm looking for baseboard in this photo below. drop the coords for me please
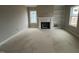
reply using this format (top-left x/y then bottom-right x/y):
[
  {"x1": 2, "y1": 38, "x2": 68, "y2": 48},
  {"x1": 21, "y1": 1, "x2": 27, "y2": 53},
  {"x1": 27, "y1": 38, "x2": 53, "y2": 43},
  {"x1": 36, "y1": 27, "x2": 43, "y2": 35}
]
[
  {"x1": 0, "y1": 29, "x2": 27, "y2": 46},
  {"x1": 64, "y1": 28, "x2": 79, "y2": 39}
]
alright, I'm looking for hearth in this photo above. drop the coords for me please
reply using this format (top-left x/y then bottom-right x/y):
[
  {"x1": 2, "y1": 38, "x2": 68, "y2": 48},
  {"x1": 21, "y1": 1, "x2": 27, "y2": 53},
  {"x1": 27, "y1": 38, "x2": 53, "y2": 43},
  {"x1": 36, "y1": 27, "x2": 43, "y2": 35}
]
[{"x1": 41, "y1": 22, "x2": 50, "y2": 29}]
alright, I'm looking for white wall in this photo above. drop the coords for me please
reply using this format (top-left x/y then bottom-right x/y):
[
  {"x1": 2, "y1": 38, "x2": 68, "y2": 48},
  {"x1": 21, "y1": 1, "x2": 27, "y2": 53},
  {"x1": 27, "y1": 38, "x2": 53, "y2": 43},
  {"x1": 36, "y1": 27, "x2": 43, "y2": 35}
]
[{"x1": 0, "y1": 6, "x2": 28, "y2": 42}]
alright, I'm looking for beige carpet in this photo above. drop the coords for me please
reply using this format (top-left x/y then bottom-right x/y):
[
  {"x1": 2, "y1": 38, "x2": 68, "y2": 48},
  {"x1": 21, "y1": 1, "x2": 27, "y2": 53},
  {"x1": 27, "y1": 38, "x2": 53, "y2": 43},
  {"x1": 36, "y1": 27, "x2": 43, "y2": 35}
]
[{"x1": 0, "y1": 28, "x2": 79, "y2": 53}]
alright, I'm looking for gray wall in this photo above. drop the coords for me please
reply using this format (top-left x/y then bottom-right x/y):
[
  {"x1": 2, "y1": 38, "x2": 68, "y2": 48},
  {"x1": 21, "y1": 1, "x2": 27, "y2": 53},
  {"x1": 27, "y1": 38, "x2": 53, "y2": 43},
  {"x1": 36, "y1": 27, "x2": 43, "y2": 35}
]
[
  {"x1": 27, "y1": 5, "x2": 65, "y2": 28},
  {"x1": 0, "y1": 6, "x2": 28, "y2": 42},
  {"x1": 37, "y1": 5, "x2": 54, "y2": 17},
  {"x1": 37, "y1": 5, "x2": 65, "y2": 28},
  {"x1": 53, "y1": 6, "x2": 65, "y2": 28},
  {"x1": 64, "y1": 5, "x2": 79, "y2": 38}
]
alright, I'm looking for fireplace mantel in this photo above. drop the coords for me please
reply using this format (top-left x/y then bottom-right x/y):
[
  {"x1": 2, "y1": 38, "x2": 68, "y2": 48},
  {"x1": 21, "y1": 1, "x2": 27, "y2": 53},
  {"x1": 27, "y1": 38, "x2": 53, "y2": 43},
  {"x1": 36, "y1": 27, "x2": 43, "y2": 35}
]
[{"x1": 38, "y1": 17, "x2": 54, "y2": 29}]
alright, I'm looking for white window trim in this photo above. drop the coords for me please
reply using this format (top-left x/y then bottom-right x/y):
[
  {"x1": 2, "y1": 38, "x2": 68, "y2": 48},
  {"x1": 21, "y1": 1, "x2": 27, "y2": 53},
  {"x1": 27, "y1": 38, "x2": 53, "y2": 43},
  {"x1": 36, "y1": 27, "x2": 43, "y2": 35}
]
[{"x1": 69, "y1": 6, "x2": 79, "y2": 28}]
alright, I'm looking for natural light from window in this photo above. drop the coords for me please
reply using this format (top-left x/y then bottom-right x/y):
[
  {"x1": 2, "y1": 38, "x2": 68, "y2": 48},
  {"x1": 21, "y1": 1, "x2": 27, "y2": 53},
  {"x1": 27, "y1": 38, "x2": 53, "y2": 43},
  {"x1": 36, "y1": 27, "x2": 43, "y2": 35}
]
[
  {"x1": 30, "y1": 10, "x2": 37, "y2": 23},
  {"x1": 69, "y1": 6, "x2": 79, "y2": 27}
]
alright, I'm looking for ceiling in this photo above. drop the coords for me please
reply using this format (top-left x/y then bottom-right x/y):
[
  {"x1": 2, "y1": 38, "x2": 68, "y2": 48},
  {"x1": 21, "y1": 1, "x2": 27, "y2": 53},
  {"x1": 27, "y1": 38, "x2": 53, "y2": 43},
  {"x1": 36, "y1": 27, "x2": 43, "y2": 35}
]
[{"x1": 25, "y1": 5, "x2": 37, "y2": 7}]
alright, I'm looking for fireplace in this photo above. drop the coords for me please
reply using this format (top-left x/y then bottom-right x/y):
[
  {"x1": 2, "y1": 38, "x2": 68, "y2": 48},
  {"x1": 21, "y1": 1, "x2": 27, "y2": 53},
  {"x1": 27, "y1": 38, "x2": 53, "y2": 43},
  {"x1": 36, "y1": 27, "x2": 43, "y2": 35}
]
[{"x1": 41, "y1": 22, "x2": 50, "y2": 29}]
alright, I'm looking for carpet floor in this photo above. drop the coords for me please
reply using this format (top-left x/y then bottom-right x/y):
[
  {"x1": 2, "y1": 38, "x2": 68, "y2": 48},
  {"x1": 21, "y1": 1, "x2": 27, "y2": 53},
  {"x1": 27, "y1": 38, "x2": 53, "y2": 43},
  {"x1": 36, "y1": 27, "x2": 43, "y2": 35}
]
[{"x1": 0, "y1": 28, "x2": 79, "y2": 53}]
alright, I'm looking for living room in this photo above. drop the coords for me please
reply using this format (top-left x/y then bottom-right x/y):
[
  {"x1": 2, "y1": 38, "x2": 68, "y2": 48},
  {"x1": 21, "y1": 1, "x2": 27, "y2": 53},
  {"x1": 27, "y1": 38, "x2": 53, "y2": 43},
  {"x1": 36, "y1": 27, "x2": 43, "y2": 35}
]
[{"x1": 0, "y1": 5, "x2": 79, "y2": 53}]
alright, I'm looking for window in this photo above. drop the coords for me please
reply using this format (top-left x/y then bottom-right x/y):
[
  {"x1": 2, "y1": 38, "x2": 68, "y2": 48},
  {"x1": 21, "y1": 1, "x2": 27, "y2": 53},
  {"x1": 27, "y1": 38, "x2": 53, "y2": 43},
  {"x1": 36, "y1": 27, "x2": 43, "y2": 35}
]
[
  {"x1": 30, "y1": 10, "x2": 37, "y2": 23},
  {"x1": 69, "y1": 6, "x2": 79, "y2": 27}
]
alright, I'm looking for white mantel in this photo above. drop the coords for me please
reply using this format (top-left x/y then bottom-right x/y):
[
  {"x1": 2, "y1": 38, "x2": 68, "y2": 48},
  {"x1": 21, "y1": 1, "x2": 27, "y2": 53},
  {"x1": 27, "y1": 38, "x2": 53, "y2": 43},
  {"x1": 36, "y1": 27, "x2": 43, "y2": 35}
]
[{"x1": 38, "y1": 17, "x2": 54, "y2": 29}]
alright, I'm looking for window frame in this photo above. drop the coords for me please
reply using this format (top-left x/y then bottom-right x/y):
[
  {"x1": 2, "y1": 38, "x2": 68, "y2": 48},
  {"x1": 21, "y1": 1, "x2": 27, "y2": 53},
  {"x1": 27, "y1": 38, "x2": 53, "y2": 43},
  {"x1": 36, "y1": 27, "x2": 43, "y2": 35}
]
[
  {"x1": 29, "y1": 10, "x2": 37, "y2": 23},
  {"x1": 69, "y1": 6, "x2": 79, "y2": 28}
]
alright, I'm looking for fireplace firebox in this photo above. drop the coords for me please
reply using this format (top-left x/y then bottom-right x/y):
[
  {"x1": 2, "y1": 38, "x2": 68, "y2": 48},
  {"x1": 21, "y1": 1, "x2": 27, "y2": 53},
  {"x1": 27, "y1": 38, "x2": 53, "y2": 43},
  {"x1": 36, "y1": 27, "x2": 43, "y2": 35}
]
[{"x1": 41, "y1": 22, "x2": 50, "y2": 29}]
